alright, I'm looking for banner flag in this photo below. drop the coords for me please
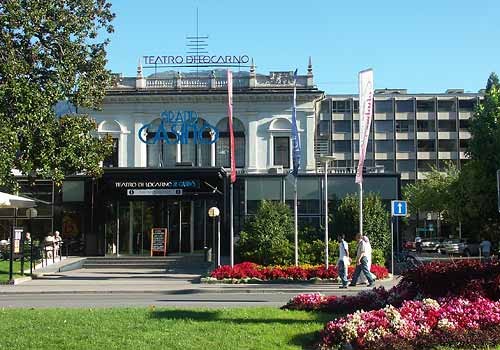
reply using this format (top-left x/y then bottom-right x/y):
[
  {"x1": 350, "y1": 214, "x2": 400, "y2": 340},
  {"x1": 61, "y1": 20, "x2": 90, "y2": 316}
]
[
  {"x1": 291, "y1": 69, "x2": 301, "y2": 177},
  {"x1": 355, "y1": 69, "x2": 374, "y2": 184},
  {"x1": 227, "y1": 69, "x2": 236, "y2": 183}
]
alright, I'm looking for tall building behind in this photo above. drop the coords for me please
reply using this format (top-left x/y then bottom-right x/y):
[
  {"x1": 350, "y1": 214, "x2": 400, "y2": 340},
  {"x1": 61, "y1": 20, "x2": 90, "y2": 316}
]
[{"x1": 317, "y1": 89, "x2": 483, "y2": 187}]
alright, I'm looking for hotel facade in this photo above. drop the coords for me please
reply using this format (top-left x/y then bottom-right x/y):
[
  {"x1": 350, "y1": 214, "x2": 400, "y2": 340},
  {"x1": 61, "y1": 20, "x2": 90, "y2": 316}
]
[{"x1": 3, "y1": 59, "x2": 482, "y2": 256}]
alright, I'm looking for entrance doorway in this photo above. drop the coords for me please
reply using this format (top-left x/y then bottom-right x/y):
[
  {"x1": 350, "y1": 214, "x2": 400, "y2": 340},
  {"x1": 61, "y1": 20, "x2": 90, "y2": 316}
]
[{"x1": 104, "y1": 199, "x2": 212, "y2": 256}]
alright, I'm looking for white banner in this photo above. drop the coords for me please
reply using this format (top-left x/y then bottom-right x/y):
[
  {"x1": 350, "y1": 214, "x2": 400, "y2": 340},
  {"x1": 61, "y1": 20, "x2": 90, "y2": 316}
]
[{"x1": 356, "y1": 69, "x2": 374, "y2": 184}]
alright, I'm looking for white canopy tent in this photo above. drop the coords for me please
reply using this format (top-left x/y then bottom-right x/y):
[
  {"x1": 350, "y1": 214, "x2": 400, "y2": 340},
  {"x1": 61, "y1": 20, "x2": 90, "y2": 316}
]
[{"x1": 0, "y1": 192, "x2": 36, "y2": 209}]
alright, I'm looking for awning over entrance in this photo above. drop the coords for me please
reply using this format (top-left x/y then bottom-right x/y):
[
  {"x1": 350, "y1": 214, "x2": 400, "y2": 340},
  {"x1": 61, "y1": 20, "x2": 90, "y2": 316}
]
[{"x1": 98, "y1": 167, "x2": 227, "y2": 200}]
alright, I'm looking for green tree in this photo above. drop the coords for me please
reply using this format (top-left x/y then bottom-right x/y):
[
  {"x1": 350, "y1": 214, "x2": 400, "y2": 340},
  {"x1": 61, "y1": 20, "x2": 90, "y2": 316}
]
[
  {"x1": 237, "y1": 200, "x2": 293, "y2": 265},
  {"x1": 403, "y1": 163, "x2": 461, "y2": 224},
  {"x1": 332, "y1": 193, "x2": 391, "y2": 256},
  {"x1": 454, "y1": 72, "x2": 500, "y2": 237},
  {"x1": 0, "y1": 0, "x2": 115, "y2": 190}
]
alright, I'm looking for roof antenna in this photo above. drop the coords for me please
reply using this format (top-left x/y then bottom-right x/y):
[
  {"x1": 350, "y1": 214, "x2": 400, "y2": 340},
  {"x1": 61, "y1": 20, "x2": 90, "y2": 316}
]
[{"x1": 186, "y1": 7, "x2": 209, "y2": 78}]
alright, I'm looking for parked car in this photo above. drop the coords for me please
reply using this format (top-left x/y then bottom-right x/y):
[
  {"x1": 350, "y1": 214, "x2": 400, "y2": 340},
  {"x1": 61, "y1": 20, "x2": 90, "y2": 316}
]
[
  {"x1": 443, "y1": 238, "x2": 480, "y2": 256},
  {"x1": 421, "y1": 238, "x2": 445, "y2": 253}
]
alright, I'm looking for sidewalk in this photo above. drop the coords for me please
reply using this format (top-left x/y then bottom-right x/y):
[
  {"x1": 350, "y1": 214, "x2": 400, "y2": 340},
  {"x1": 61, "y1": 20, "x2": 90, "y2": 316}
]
[{"x1": 0, "y1": 266, "x2": 398, "y2": 295}]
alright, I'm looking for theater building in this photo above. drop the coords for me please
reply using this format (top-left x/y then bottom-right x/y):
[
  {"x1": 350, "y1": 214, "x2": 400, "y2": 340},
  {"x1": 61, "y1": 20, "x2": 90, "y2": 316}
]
[{"x1": 0, "y1": 60, "x2": 400, "y2": 256}]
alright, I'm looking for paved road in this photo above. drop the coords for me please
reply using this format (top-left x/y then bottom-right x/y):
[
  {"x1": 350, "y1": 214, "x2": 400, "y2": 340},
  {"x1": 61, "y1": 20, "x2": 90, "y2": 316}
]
[{"x1": 0, "y1": 292, "x2": 300, "y2": 308}]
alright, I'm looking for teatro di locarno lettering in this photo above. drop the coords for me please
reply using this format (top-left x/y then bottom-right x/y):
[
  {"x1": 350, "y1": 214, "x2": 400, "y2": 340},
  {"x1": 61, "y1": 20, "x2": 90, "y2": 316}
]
[
  {"x1": 143, "y1": 54, "x2": 249, "y2": 65},
  {"x1": 138, "y1": 110, "x2": 219, "y2": 145}
]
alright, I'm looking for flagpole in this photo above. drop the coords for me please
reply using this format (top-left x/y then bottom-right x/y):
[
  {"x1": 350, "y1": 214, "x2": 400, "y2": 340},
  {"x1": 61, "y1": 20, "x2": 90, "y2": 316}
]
[
  {"x1": 359, "y1": 182, "x2": 363, "y2": 236},
  {"x1": 230, "y1": 181, "x2": 234, "y2": 267},
  {"x1": 294, "y1": 176, "x2": 298, "y2": 266}
]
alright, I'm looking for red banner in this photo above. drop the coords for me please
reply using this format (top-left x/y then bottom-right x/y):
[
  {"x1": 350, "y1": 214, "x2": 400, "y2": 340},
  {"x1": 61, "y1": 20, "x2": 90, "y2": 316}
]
[{"x1": 227, "y1": 70, "x2": 236, "y2": 183}]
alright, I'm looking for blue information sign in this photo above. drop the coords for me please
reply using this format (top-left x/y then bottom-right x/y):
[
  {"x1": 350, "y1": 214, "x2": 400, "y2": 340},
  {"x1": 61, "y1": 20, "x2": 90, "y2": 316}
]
[{"x1": 391, "y1": 200, "x2": 407, "y2": 216}]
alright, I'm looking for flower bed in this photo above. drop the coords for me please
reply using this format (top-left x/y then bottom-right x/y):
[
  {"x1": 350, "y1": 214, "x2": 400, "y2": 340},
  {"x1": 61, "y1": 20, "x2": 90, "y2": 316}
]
[
  {"x1": 207, "y1": 262, "x2": 389, "y2": 283},
  {"x1": 320, "y1": 297, "x2": 500, "y2": 350},
  {"x1": 283, "y1": 260, "x2": 500, "y2": 313}
]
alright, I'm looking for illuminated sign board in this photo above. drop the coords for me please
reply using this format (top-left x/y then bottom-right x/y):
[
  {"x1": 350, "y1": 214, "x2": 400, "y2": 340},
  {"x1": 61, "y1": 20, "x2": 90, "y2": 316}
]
[{"x1": 138, "y1": 111, "x2": 219, "y2": 145}]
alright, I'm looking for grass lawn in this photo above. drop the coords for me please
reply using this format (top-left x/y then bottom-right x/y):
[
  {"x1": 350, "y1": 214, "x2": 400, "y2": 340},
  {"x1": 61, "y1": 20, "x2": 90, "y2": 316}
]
[
  {"x1": 0, "y1": 307, "x2": 333, "y2": 350},
  {"x1": 0, "y1": 259, "x2": 27, "y2": 283}
]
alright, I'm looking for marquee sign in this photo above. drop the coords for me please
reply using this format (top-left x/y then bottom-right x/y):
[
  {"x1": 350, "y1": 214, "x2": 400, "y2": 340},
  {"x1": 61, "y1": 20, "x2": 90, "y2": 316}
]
[
  {"x1": 138, "y1": 111, "x2": 219, "y2": 145},
  {"x1": 143, "y1": 54, "x2": 250, "y2": 66}
]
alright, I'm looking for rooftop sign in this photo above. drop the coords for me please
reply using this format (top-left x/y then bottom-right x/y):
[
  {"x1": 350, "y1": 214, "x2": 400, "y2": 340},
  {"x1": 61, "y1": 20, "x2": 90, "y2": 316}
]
[{"x1": 142, "y1": 54, "x2": 250, "y2": 67}]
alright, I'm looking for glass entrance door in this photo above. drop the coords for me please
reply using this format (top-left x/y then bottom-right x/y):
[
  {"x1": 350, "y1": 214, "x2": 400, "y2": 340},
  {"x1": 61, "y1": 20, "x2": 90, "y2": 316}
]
[{"x1": 104, "y1": 199, "x2": 200, "y2": 256}]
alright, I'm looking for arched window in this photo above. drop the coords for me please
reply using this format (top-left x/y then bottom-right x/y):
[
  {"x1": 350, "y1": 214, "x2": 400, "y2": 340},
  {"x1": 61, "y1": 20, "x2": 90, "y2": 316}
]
[
  {"x1": 181, "y1": 118, "x2": 212, "y2": 167},
  {"x1": 146, "y1": 118, "x2": 177, "y2": 168},
  {"x1": 216, "y1": 117, "x2": 245, "y2": 168},
  {"x1": 98, "y1": 120, "x2": 122, "y2": 168}
]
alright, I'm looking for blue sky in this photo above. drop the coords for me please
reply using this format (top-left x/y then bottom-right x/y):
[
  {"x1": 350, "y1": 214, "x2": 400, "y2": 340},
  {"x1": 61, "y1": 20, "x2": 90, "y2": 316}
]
[{"x1": 105, "y1": 0, "x2": 500, "y2": 94}]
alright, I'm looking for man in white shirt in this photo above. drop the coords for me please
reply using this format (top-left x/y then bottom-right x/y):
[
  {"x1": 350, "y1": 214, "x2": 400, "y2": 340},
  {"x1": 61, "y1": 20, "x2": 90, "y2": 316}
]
[
  {"x1": 337, "y1": 234, "x2": 350, "y2": 288},
  {"x1": 349, "y1": 233, "x2": 375, "y2": 287}
]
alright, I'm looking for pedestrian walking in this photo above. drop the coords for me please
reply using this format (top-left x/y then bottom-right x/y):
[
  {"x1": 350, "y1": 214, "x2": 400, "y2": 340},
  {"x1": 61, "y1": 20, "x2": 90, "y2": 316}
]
[
  {"x1": 337, "y1": 234, "x2": 350, "y2": 289},
  {"x1": 349, "y1": 233, "x2": 375, "y2": 287},
  {"x1": 358, "y1": 235, "x2": 375, "y2": 285}
]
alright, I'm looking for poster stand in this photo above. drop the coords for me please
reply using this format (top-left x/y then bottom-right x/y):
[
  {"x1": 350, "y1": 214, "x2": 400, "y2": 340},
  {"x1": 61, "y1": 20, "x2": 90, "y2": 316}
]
[{"x1": 150, "y1": 228, "x2": 168, "y2": 256}]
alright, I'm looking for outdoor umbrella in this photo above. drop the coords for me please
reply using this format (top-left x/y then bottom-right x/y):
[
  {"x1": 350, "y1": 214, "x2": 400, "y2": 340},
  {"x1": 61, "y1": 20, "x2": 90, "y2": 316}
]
[{"x1": 0, "y1": 191, "x2": 36, "y2": 208}]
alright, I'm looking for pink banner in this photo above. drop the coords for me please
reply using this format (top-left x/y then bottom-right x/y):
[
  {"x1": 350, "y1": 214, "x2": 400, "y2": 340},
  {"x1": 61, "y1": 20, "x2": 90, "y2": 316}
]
[{"x1": 355, "y1": 69, "x2": 374, "y2": 184}]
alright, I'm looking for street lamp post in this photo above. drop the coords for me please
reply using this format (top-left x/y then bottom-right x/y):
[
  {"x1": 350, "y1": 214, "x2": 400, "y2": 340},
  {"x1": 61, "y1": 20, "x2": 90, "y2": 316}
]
[
  {"x1": 26, "y1": 208, "x2": 38, "y2": 276},
  {"x1": 208, "y1": 206, "x2": 220, "y2": 266},
  {"x1": 319, "y1": 155, "x2": 336, "y2": 269}
]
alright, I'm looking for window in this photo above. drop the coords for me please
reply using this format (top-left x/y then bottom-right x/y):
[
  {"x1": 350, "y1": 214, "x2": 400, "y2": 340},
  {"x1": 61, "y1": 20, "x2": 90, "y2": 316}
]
[
  {"x1": 397, "y1": 160, "x2": 415, "y2": 172},
  {"x1": 417, "y1": 120, "x2": 435, "y2": 132},
  {"x1": 438, "y1": 139, "x2": 457, "y2": 152},
  {"x1": 438, "y1": 120, "x2": 456, "y2": 132},
  {"x1": 459, "y1": 119, "x2": 470, "y2": 131},
  {"x1": 375, "y1": 100, "x2": 393, "y2": 113},
  {"x1": 374, "y1": 120, "x2": 394, "y2": 133},
  {"x1": 146, "y1": 120, "x2": 177, "y2": 167},
  {"x1": 459, "y1": 139, "x2": 469, "y2": 152},
  {"x1": 353, "y1": 100, "x2": 359, "y2": 113},
  {"x1": 438, "y1": 100, "x2": 456, "y2": 112},
  {"x1": 333, "y1": 160, "x2": 350, "y2": 167},
  {"x1": 333, "y1": 140, "x2": 351, "y2": 153},
  {"x1": 418, "y1": 160, "x2": 436, "y2": 172},
  {"x1": 353, "y1": 140, "x2": 373, "y2": 153},
  {"x1": 396, "y1": 99, "x2": 414, "y2": 113},
  {"x1": 417, "y1": 99, "x2": 435, "y2": 112},
  {"x1": 317, "y1": 120, "x2": 330, "y2": 139},
  {"x1": 332, "y1": 100, "x2": 351, "y2": 112},
  {"x1": 375, "y1": 160, "x2": 394, "y2": 172},
  {"x1": 396, "y1": 140, "x2": 415, "y2": 153},
  {"x1": 375, "y1": 140, "x2": 394, "y2": 153},
  {"x1": 353, "y1": 121, "x2": 360, "y2": 133},
  {"x1": 216, "y1": 118, "x2": 245, "y2": 168},
  {"x1": 274, "y1": 136, "x2": 290, "y2": 168},
  {"x1": 395, "y1": 120, "x2": 415, "y2": 133},
  {"x1": 332, "y1": 120, "x2": 351, "y2": 133},
  {"x1": 459, "y1": 99, "x2": 476, "y2": 111},
  {"x1": 417, "y1": 140, "x2": 436, "y2": 152},
  {"x1": 103, "y1": 138, "x2": 119, "y2": 167}
]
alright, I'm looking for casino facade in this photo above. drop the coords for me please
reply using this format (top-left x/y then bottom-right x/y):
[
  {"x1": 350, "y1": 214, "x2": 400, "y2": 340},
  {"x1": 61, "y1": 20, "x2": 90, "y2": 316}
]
[{"x1": 1, "y1": 59, "x2": 400, "y2": 256}]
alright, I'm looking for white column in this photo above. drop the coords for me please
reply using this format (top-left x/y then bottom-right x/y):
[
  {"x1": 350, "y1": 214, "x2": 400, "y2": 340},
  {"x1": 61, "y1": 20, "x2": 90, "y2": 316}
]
[
  {"x1": 247, "y1": 119, "x2": 259, "y2": 171},
  {"x1": 305, "y1": 113, "x2": 316, "y2": 172},
  {"x1": 134, "y1": 119, "x2": 147, "y2": 167},
  {"x1": 211, "y1": 132, "x2": 216, "y2": 167}
]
